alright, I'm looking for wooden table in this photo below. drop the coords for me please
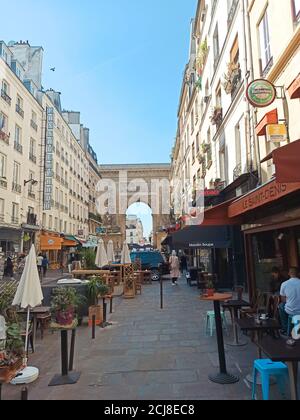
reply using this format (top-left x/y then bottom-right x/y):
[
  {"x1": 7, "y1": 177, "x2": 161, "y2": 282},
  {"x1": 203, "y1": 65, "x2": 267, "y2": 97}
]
[
  {"x1": 222, "y1": 300, "x2": 251, "y2": 347},
  {"x1": 200, "y1": 294, "x2": 239, "y2": 384},
  {"x1": 257, "y1": 336, "x2": 300, "y2": 400},
  {"x1": 72, "y1": 270, "x2": 111, "y2": 279},
  {"x1": 17, "y1": 306, "x2": 51, "y2": 348}
]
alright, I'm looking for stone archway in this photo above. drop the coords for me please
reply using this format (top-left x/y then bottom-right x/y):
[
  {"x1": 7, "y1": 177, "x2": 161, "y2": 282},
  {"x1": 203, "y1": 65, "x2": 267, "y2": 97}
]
[{"x1": 98, "y1": 164, "x2": 171, "y2": 249}]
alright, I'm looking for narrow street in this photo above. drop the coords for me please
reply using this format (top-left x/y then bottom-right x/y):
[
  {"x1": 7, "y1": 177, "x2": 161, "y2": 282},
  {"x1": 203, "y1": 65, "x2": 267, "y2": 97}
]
[{"x1": 3, "y1": 279, "x2": 260, "y2": 401}]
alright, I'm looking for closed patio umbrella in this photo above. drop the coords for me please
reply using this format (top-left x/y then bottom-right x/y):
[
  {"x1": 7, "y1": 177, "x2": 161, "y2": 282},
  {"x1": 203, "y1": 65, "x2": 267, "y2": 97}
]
[
  {"x1": 107, "y1": 240, "x2": 115, "y2": 263},
  {"x1": 12, "y1": 244, "x2": 43, "y2": 382},
  {"x1": 95, "y1": 239, "x2": 109, "y2": 268},
  {"x1": 121, "y1": 241, "x2": 131, "y2": 264}
]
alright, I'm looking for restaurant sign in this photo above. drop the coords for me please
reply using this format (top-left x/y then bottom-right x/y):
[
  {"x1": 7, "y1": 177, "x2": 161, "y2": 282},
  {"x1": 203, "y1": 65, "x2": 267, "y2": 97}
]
[
  {"x1": 266, "y1": 124, "x2": 288, "y2": 143},
  {"x1": 246, "y1": 79, "x2": 277, "y2": 108},
  {"x1": 229, "y1": 180, "x2": 300, "y2": 218}
]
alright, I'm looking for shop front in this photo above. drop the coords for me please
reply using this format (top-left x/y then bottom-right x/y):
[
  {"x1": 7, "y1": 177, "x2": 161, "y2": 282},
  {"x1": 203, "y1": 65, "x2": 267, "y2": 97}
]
[
  {"x1": 229, "y1": 176, "x2": 300, "y2": 299},
  {"x1": 0, "y1": 227, "x2": 22, "y2": 257},
  {"x1": 40, "y1": 232, "x2": 63, "y2": 270}
]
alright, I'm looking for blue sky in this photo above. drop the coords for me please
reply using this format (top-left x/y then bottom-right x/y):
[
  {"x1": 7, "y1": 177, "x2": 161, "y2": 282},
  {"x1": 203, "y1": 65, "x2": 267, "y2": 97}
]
[
  {"x1": 1, "y1": 0, "x2": 196, "y2": 165},
  {"x1": 2, "y1": 0, "x2": 197, "y2": 236}
]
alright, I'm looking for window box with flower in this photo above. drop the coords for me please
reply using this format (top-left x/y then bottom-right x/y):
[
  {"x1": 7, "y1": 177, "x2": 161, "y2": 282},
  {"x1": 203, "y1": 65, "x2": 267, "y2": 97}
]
[
  {"x1": 222, "y1": 62, "x2": 241, "y2": 95},
  {"x1": 210, "y1": 107, "x2": 223, "y2": 126}
]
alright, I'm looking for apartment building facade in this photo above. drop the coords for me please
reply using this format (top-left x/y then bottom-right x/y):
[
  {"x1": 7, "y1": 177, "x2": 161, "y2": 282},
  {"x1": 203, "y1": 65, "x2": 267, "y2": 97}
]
[
  {"x1": 0, "y1": 40, "x2": 100, "y2": 265},
  {"x1": 0, "y1": 41, "x2": 43, "y2": 255}
]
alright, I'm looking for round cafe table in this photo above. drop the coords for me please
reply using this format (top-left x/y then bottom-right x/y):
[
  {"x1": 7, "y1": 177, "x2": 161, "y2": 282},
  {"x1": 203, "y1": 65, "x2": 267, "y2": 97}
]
[{"x1": 200, "y1": 293, "x2": 239, "y2": 385}]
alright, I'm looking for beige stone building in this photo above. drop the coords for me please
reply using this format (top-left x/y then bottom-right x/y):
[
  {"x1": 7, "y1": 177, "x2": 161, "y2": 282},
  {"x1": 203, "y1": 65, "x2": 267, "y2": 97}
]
[
  {"x1": 0, "y1": 41, "x2": 43, "y2": 255},
  {"x1": 248, "y1": 0, "x2": 300, "y2": 182}
]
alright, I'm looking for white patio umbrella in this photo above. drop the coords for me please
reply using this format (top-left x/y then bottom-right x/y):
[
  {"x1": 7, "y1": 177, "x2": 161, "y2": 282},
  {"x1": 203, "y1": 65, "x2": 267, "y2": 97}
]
[
  {"x1": 95, "y1": 239, "x2": 109, "y2": 268},
  {"x1": 121, "y1": 241, "x2": 131, "y2": 264},
  {"x1": 12, "y1": 244, "x2": 43, "y2": 383},
  {"x1": 107, "y1": 240, "x2": 115, "y2": 263}
]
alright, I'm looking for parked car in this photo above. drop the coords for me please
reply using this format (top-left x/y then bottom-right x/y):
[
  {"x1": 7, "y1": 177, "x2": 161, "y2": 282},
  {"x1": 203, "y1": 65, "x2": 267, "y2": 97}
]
[{"x1": 130, "y1": 251, "x2": 170, "y2": 281}]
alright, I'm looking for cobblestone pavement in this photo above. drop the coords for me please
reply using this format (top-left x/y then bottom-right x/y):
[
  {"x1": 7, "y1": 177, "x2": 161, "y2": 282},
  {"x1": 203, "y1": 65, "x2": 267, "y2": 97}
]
[{"x1": 2, "y1": 277, "x2": 293, "y2": 400}]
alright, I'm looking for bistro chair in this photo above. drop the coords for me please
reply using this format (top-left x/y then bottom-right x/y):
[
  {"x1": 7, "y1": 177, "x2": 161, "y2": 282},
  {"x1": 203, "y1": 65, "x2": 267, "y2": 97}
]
[
  {"x1": 36, "y1": 312, "x2": 52, "y2": 340},
  {"x1": 205, "y1": 310, "x2": 228, "y2": 337},
  {"x1": 287, "y1": 315, "x2": 300, "y2": 337},
  {"x1": 252, "y1": 359, "x2": 288, "y2": 401}
]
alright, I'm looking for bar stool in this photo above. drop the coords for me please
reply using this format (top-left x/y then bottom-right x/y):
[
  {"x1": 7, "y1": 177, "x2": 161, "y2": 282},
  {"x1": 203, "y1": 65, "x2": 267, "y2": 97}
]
[
  {"x1": 287, "y1": 315, "x2": 300, "y2": 336},
  {"x1": 205, "y1": 310, "x2": 228, "y2": 337},
  {"x1": 252, "y1": 359, "x2": 288, "y2": 401}
]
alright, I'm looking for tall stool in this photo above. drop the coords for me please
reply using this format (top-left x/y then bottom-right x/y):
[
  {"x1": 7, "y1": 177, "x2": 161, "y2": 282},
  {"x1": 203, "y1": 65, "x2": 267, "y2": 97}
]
[
  {"x1": 206, "y1": 310, "x2": 228, "y2": 337},
  {"x1": 252, "y1": 359, "x2": 288, "y2": 401}
]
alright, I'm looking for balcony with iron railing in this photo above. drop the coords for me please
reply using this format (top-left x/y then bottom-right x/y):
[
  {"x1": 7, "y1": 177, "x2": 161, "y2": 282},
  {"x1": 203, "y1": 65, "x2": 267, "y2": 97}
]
[
  {"x1": 27, "y1": 212, "x2": 37, "y2": 226},
  {"x1": 11, "y1": 216, "x2": 19, "y2": 225},
  {"x1": 55, "y1": 202, "x2": 60, "y2": 209},
  {"x1": 12, "y1": 182, "x2": 21, "y2": 193},
  {"x1": 28, "y1": 191, "x2": 36, "y2": 200},
  {"x1": 0, "y1": 213, "x2": 4, "y2": 222},
  {"x1": 29, "y1": 153, "x2": 37, "y2": 164},
  {"x1": 228, "y1": 0, "x2": 239, "y2": 29},
  {"x1": 14, "y1": 142, "x2": 23, "y2": 154},
  {"x1": 30, "y1": 119, "x2": 38, "y2": 131},
  {"x1": 0, "y1": 178, "x2": 7, "y2": 189},
  {"x1": 1, "y1": 89, "x2": 11, "y2": 105},
  {"x1": 0, "y1": 130, "x2": 10, "y2": 145},
  {"x1": 56, "y1": 174, "x2": 61, "y2": 182},
  {"x1": 16, "y1": 104, "x2": 24, "y2": 118}
]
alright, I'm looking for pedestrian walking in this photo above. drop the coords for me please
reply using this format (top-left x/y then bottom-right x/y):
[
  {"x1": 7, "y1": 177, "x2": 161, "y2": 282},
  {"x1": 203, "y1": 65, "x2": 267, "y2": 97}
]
[
  {"x1": 42, "y1": 254, "x2": 49, "y2": 277},
  {"x1": 180, "y1": 253, "x2": 188, "y2": 275},
  {"x1": 4, "y1": 256, "x2": 14, "y2": 278},
  {"x1": 37, "y1": 253, "x2": 43, "y2": 277},
  {"x1": 169, "y1": 250, "x2": 180, "y2": 286}
]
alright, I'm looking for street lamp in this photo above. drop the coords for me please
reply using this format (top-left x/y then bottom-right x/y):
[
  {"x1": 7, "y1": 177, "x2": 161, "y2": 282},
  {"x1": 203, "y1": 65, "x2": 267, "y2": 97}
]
[{"x1": 24, "y1": 179, "x2": 38, "y2": 187}]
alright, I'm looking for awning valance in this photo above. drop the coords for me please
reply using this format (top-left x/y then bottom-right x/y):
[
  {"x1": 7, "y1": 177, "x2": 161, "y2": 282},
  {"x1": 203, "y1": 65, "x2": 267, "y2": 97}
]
[
  {"x1": 288, "y1": 74, "x2": 300, "y2": 99},
  {"x1": 255, "y1": 109, "x2": 278, "y2": 136},
  {"x1": 165, "y1": 225, "x2": 232, "y2": 250},
  {"x1": 202, "y1": 199, "x2": 243, "y2": 226},
  {"x1": 62, "y1": 235, "x2": 80, "y2": 247},
  {"x1": 40, "y1": 234, "x2": 63, "y2": 251}
]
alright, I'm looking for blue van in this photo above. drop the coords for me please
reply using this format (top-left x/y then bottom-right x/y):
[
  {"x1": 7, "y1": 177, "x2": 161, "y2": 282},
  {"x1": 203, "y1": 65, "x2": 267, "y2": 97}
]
[{"x1": 130, "y1": 251, "x2": 170, "y2": 281}]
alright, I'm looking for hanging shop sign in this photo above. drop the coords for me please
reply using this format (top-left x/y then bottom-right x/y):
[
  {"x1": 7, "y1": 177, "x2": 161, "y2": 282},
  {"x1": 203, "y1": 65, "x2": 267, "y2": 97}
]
[
  {"x1": 266, "y1": 124, "x2": 288, "y2": 143},
  {"x1": 246, "y1": 79, "x2": 277, "y2": 108}
]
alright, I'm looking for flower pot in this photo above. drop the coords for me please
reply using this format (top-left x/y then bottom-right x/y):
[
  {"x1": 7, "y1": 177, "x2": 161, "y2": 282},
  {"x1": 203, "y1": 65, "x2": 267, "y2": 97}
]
[
  {"x1": 0, "y1": 358, "x2": 23, "y2": 383},
  {"x1": 206, "y1": 289, "x2": 215, "y2": 297},
  {"x1": 55, "y1": 307, "x2": 75, "y2": 326}
]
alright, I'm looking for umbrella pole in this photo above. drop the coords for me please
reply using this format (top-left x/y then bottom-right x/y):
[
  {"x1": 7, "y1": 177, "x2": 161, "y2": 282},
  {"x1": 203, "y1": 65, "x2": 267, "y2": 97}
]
[{"x1": 24, "y1": 307, "x2": 30, "y2": 366}]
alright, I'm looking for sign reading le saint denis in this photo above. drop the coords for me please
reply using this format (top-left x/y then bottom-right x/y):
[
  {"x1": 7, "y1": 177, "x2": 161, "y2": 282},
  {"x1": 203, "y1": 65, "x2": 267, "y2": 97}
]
[{"x1": 246, "y1": 79, "x2": 276, "y2": 108}]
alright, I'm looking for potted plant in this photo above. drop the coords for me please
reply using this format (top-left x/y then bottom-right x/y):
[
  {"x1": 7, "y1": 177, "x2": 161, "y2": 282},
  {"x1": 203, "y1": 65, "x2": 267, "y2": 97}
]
[
  {"x1": 87, "y1": 277, "x2": 110, "y2": 326},
  {"x1": 51, "y1": 287, "x2": 85, "y2": 327},
  {"x1": 206, "y1": 279, "x2": 215, "y2": 297},
  {"x1": 201, "y1": 143, "x2": 211, "y2": 154},
  {"x1": 210, "y1": 107, "x2": 223, "y2": 126}
]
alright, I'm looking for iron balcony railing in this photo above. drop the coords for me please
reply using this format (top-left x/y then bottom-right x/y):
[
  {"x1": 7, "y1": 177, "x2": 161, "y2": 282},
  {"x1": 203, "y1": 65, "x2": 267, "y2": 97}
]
[
  {"x1": 0, "y1": 213, "x2": 4, "y2": 222},
  {"x1": 0, "y1": 130, "x2": 10, "y2": 145},
  {"x1": 14, "y1": 142, "x2": 23, "y2": 154},
  {"x1": 1, "y1": 89, "x2": 11, "y2": 105},
  {"x1": 28, "y1": 192, "x2": 36, "y2": 200},
  {"x1": 27, "y1": 213, "x2": 37, "y2": 226},
  {"x1": 12, "y1": 183, "x2": 21, "y2": 193},
  {"x1": 30, "y1": 119, "x2": 38, "y2": 131},
  {"x1": 228, "y1": 0, "x2": 239, "y2": 29},
  {"x1": 11, "y1": 216, "x2": 19, "y2": 224},
  {"x1": 16, "y1": 104, "x2": 24, "y2": 118},
  {"x1": 0, "y1": 178, "x2": 7, "y2": 189},
  {"x1": 29, "y1": 153, "x2": 37, "y2": 164}
]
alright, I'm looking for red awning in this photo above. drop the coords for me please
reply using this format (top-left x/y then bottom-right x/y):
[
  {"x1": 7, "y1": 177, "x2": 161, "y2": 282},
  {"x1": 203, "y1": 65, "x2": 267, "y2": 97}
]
[
  {"x1": 255, "y1": 109, "x2": 278, "y2": 136},
  {"x1": 201, "y1": 199, "x2": 243, "y2": 226},
  {"x1": 288, "y1": 74, "x2": 300, "y2": 99},
  {"x1": 273, "y1": 139, "x2": 300, "y2": 183}
]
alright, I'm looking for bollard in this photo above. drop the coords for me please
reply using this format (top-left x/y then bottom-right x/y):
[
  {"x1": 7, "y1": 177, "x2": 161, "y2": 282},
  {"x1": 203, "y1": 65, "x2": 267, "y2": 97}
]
[
  {"x1": 160, "y1": 276, "x2": 163, "y2": 309},
  {"x1": 92, "y1": 315, "x2": 96, "y2": 339},
  {"x1": 21, "y1": 387, "x2": 28, "y2": 401},
  {"x1": 69, "y1": 329, "x2": 76, "y2": 372}
]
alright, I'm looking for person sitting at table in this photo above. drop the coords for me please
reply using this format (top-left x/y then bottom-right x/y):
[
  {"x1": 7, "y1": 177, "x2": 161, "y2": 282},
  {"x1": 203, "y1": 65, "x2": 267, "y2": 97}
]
[
  {"x1": 269, "y1": 267, "x2": 286, "y2": 295},
  {"x1": 279, "y1": 267, "x2": 300, "y2": 335}
]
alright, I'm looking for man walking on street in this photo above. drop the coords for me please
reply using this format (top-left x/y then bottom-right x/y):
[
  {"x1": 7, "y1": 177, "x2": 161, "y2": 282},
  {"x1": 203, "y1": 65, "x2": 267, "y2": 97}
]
[{"x1": 37, "y1": 253, "x2": 43, "y2": 278}]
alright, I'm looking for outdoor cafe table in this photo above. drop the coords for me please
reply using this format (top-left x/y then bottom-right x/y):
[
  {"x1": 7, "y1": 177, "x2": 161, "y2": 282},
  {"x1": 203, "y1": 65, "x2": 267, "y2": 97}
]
[
  {"x1": 17, "y1": 306, "x2": 51, "y2": 348},
  {"x1": 222, "y1": 300, "x2": 250, "y2": 347},
  {"x1": 200, "y1": 293, "x2": 239, "y2": 384},
  {"x1": 72, "y1": 270, "x2": 111, "y2": 279},
  {"x1": 257, "y1": 336, "x2": 300, "y2": 401}
]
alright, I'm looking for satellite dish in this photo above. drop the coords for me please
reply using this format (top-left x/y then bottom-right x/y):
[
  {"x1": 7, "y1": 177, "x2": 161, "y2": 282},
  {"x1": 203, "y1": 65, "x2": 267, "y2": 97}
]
[{"x1": 8, "y1": 41, "x2": 16, "y2": 47}]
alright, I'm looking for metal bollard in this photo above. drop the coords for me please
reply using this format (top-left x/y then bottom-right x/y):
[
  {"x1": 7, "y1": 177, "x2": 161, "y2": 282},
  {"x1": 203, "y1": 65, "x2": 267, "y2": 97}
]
[
  {"x1": 21, "y1": 387, "x2": 28, "y2": 401},
  {"x1": 92, "y1": 315, "x2": 96, "y2": 339}
]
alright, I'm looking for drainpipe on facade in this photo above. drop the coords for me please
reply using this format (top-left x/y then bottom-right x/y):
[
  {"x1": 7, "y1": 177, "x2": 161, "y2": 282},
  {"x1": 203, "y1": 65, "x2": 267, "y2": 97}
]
[{"x1": 244, "y1": 0, "x2": 262, "y2": 185}]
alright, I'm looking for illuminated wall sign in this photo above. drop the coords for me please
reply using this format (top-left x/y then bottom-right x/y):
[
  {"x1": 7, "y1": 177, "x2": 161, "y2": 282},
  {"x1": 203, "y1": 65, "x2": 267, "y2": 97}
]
[
  {"x1": 246, "y1": 79, "x2": 276, "y2": 108},
  {"x1": 266, "y1": 124, "x2": 288, "y2": 143},
  {"x1": 43, "y1": 107, "x2": 54, "y2": 210}
]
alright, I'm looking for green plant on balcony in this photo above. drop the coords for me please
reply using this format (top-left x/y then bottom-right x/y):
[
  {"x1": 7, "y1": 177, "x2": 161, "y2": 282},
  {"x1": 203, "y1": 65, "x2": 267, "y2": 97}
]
[
  {"x1": 196, "y1": 39, "x2": 208, "y2": 73},
  {"x1": 222, "y1": 62, "x2": 241, "y2": 94},
  {"x1": 201, "y1": 143, "x2": 211, "y2": 154},
  {"x1": 210, "y1": 106, "x2": 223, "y2": 126}
]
